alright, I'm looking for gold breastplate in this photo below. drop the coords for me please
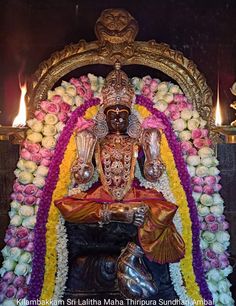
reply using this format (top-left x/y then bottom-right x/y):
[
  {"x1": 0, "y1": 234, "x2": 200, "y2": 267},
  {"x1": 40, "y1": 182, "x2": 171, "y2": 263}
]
[{"x1": 96, "y1": 134, "x2": 138, "y2": 201}]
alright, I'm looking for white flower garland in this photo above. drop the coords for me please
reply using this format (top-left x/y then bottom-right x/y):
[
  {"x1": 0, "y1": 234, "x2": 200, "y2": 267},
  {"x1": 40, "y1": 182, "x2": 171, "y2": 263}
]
[
  {"x1": 135, "y1": 163, "x2": 194, "y2": 305},
  {"x1": 52, "y1": 216, "x2": 69, "y2": 301}
]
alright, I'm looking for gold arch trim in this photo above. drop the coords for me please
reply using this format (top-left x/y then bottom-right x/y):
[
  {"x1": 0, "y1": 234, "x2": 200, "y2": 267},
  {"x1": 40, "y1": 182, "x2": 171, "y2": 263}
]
[{"x1": 26, "y1": 9, "x2": 213, "y2": 125}]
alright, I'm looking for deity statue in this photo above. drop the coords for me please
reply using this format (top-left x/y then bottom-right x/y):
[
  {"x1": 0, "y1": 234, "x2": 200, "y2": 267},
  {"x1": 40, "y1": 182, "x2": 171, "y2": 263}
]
[{"x1": 55, "y1": 62, "x2": 185, "y2": 300}]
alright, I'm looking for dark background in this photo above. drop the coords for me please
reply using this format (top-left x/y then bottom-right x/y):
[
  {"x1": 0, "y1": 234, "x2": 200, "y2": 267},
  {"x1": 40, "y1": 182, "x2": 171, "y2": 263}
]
[{"x1": 0, "y1": 0, "x2": 236, "y2": 124}]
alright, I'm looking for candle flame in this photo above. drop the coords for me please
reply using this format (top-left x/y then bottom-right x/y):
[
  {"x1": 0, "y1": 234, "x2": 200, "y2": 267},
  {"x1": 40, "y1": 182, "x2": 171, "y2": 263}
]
[
  {"x1": 215, "y1": 78, "x2": 222, "y2": 126},
  {"x1": 12, "y1": 82, "x2": 27, "y2": 127}
]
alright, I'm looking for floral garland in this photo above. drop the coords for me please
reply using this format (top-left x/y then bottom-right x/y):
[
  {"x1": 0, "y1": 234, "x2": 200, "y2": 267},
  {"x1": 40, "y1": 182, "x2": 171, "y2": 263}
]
[
  {"x1": 28, "y1": 98, "x2": 100, "y2": 300},
  {"x1": 40, "y1": 132, "x2": 77, "y2": 299},
  {"x1": 135, "y1": 95, "x2": 213, "y2": 302},
  {"x1": 0, "y1": 74, "x2": 233, "y2": 306},
  {"x1": 52, "y1": 216, "x2": 68, "y2": 301}
]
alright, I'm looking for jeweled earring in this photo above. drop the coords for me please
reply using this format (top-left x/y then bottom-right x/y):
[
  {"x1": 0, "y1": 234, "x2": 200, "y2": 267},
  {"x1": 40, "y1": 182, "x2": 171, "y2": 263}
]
[
  {"x1": 127, "y1": 113, "x2": 142, "y2": 139},
  {"x1": 92, "y1": 108, "x2": 109, "y2": 139}
]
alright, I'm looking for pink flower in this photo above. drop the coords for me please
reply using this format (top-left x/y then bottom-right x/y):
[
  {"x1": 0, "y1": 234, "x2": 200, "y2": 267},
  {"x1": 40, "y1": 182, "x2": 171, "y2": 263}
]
[
  {"x1": 23, "y1": 184, "x2": 38, "y2": 196},
  {"x1": 51, "y1": 95, "x2": 63, "y2": 104},
  {"x1": 40, "y1": 100, "x2": 60, "y2": 114},
  {"x1": 150, "y1": 80, "x2": 158, "y2": 91},
  {"x1": 205, "y1": 249, "x2": 217, "y2": 260},
  {"x1": 214, "y1": 183, "x2": 222, "y2": 192},
  {"x1": 178, "y1": 101, "x2": 188, "y2": 111},
  {"x1": 40, "y1": 148, "x2": 54, "y2": 159},
  {"x1": 18, "y1": 239, "x2": 29, "y2": 249},
  {"x1": 203, "y1": 260, "x2": 211, "y2": 272},
  {"x1": 220, "y1": 259, "x2": 229, "y2": 269},
  {"x1": 218, "y1": 253, "x2": 228, "y2": 262},
  {"x1": 58, "y1": 112, "x2": 68, "y2": 123},
  {"x1": 142, "y1": 85, "x2": 151, "y2": 96},
  {"x1": 5, "y1": 285, "x2": 17, "y2": 298},
  {"x1": 188, "y1": 148, "x2": 198, "y2": 155},
  {"x1": 70, "y1": 77, "x2": 81, "y2": 87},
  {"x1": 191, "y1": 176, "x2": 204, "y2": 186},
  {"x1": 13, "y1": 182, "x2": 25, "y2": 193},
  {"x1": 24, "y1": 141, "x2": 40, "y2": 154},
  {"x1": 3, "y1": 271, "x2": 15, "y2": 284},
  {"x1": 200, "y1": 222, "x2": 207, "y2": 230},
  {"x1": 31, "y1": 153, "x2": 42, "y2": 164},
  {"x1": 59, "y1": 102, "x2": 71, "y2": 112},
  {"x1": 34, "y1": 110, "x2": 46, "y2": 121},
  {"x1": 192, "y1": 128, "x2": 202, "y2": 139},
  {"x1": 84, "y1": 89, "x2": 93, "y2": 100},
  {"x1": 205, "y1": 214, "x2": 216, "y2": 223},
  {"x1": 181, "y1": 141, "x2": 192, "y2": 153},
  {"x1": 80, "y1": 75, "x2": 89, "y2": 83},
  {"x1": 0, "y1": 282, "x2": 7, "y2": 294},
  {"x1": 170, "y1": 111, "x2": 181, "y2": 120},
  {"x1": 193, "y1": 185, "x2": 203, "y2": 193},
  {"x1": 40, "y1": 158, "x2": 51, "y2": 167},
  {"x1": 36, "y1": 189, "x2": 43, "y2": 198},
  {"x1": 28, "y1": 231, "x2": 34, "y2": 242},
  {"x1": 193, "y1": 138, "x2": 205, "y2": 149},
  {"x1": 210, "y1": 258, "x2": 220, "y2": 269},
  {"x1": 142, "y1": 115, "x2": 166, "y2": 130},
  {"x1": 13, "y1": 276, "x2": 25, "y2": 288},
  {"x1": 16, "y1": 193, "x2": 25, "y2": 203},
  {"x1": 207, "y1": 222, "x2": 219, "y2": 232},
  {"x1": 203, "y1": 185, "x2": 214, "y2": 195},
  {"x1": 219, "y1": 221, "x2": 229, "y2": 231},
  {"x1": 168, "y1": 103, "x2": 177, "y2": 112},
  {"x1": 16, "y1": 227, "x2": 29, "y2": 239},
  {"x1": 24, "y1": 242, "x2": 34, "y2": 252},
  {"x1": 16, "y1": 286, "x2": 28, "y2": 299},
  {"x1": 204, "y1": 176, "x2": 217, "y2": 186},
  {"x1": 75, "y1": 117, "x2": 95, "y2": 132},
  {"x1": 83, "y1": 81, "x2": 91, "y2": 90},
  {"x1": 6, "y1": 238, "x2": 17, "y2": 247},
  {"x1": 201, "y1": 129, "x2": 208, "y2": 137},
  {"x1": 76, "y1": 86, "x2": 87, "y2": 97},
  {"x1": 24, "y1": 195, "x2": 36, "y2": 205},
  {"x1": 20, "y1": 149, "x2": 32, "y2": 160},
  {"x1": 174, "y1": 94, "x2": 187, "y2": 103}
]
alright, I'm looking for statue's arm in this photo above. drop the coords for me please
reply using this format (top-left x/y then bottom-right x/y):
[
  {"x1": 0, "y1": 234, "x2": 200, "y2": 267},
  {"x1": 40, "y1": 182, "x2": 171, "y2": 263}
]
[
  {"x1": 141, "y1": 128, "x2": 165, "y2": 182},
  {"x1": 72, "y1": 130, "x2": 97, "y2": 184}
]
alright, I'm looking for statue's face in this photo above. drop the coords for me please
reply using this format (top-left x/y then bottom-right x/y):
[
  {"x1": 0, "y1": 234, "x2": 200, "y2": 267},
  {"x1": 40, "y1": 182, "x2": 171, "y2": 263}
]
[{"x1": 105, "y1": 105, "x2": 130, "y2": 134}]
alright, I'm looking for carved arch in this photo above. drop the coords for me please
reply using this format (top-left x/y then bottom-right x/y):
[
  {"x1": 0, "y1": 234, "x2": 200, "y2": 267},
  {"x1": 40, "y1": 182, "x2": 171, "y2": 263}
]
[{"x1": 26, "y1": 8, "x2": 213, "y2": 124}]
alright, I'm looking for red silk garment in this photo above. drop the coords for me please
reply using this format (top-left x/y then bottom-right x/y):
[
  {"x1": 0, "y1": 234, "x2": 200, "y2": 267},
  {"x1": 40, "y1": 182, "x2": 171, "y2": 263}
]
[{"x1": 55, "y1": 185, "x2": 185, "y2": 264}]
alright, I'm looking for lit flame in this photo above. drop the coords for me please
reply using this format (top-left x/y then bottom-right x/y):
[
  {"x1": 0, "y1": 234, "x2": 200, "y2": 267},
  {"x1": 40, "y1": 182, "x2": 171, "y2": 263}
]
[
  {"x1": 12, "y1": 82, "x2": 27, "y2": 127},
  {"x1": 215, "y1": 78, "x2": 222, "y2": 126}
]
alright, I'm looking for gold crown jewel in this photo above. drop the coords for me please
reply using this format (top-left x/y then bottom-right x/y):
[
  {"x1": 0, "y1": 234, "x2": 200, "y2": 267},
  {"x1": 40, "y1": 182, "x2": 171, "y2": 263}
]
[{"x1": 102, "y1": 61, "x2": 134, "y2": 109}]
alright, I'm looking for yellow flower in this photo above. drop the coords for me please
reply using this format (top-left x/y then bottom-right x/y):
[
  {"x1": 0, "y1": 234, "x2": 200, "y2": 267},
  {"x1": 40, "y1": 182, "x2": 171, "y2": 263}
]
[
  {"x1": 133, "y1": 105, "x2": 151, "y2": 118},
  {"x1": 84, "y1": 105, "x2": 99, "y2": 119},
  {"x1": 160, "y1": 132, "x2": 204, "y2": 303},
  {"x1": 40, "y1": 133, "x2": 77, "y2": 300}
]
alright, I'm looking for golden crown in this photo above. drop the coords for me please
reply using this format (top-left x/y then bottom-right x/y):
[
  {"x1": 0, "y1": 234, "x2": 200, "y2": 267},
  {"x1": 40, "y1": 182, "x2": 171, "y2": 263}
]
[{"x1": 102, "y1": 62, "x2": 134, "y2": 109}]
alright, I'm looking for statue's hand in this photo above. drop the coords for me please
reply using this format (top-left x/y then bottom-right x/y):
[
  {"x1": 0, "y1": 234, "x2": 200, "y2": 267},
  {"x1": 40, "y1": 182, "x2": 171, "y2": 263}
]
[
  {"x1": 100, "y1": 203, "x2": 148, "y2": 227},
  {"x1": 72, "y1": 159, "x2": 94, "y2": 184},
  {"x1": 144, "y1": 159, "x2": 165, "y2": 182},
  {"x1": 133, "y1": 205, "x2": 149, "y2": 227}
]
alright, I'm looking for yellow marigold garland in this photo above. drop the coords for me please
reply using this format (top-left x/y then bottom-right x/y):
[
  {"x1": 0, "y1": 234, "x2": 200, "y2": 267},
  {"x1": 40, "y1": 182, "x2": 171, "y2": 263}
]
[
  {"x1": 40, "y1": 133, "x2": 77, "y2": 300},
  {"x1": 160, "y1": 132, "x2": 203, "y2": 303},
  {"x1": 84, "y1": 105, "x2": 99, "y2": 119}
]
